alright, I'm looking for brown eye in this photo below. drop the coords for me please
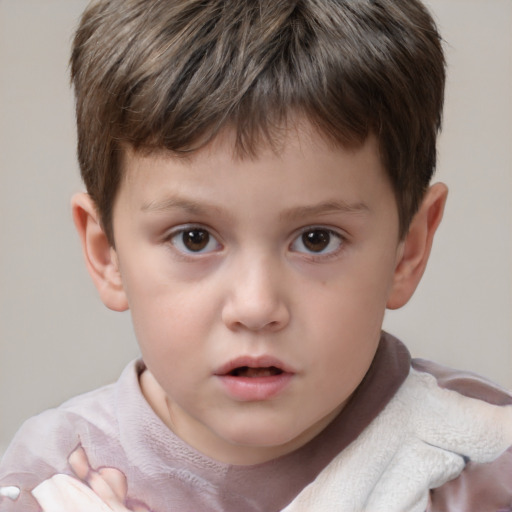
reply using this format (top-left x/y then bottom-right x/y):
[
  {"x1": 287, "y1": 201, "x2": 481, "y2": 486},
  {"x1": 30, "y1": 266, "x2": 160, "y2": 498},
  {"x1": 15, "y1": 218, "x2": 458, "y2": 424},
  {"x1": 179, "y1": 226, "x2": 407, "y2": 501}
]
[
  {"x1": 183, "y1": 229, "x2": 210, "y2": 251},
  {"x1": 171, "y1": 227, "x2": 219, "y2": 254},
  {"x1": 291, "y1": 228, "x2": 343, "y2": 255},
  {"x1": 302, "y1": 229, "x2": 331, "y2": 252}
]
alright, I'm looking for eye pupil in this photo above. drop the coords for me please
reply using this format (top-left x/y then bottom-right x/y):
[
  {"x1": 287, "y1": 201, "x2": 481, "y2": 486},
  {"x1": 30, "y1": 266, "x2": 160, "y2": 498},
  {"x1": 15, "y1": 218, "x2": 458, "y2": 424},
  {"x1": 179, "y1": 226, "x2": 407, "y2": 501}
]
[
  {"x1": 183, "y1": 229, "x2": 209, "y2": 251},
  {"x1": 302, "y1": 230, "x2": 330, "y2": 252}
]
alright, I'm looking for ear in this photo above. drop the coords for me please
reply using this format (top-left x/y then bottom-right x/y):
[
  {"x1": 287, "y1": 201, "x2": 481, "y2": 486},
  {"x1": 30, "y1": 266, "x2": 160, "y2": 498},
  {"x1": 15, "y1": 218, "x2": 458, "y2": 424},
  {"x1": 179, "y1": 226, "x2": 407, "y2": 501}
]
[
  {"x1": 71, "y1": 193, "x2": 129, "y2": 312},
  {"x1": 387, "y1": 183, "x2": 448, "y2": 310}
]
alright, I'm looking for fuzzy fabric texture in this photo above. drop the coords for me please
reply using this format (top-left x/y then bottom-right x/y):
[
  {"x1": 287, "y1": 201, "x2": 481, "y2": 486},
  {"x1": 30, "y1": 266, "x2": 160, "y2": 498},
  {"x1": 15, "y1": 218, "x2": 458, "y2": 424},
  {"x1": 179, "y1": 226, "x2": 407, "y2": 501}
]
[{"x1": 282, "y1": 368, "x2": 512, "y2": 512}]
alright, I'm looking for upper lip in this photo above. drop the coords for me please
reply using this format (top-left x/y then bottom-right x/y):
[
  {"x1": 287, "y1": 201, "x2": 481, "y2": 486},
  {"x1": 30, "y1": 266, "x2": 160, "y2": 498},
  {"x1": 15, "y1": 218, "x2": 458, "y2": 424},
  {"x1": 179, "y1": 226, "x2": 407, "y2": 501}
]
[{"x1": 214, "y1": 355, "x2": 296, "y2": 376}]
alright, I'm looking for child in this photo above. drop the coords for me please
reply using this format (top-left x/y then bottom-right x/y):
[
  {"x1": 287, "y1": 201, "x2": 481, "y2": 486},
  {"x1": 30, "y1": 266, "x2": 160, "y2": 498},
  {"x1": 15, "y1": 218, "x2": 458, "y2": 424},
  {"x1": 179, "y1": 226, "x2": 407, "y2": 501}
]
[{"x1": 1, "y1": 0, "x2": 511, "y2": 510}]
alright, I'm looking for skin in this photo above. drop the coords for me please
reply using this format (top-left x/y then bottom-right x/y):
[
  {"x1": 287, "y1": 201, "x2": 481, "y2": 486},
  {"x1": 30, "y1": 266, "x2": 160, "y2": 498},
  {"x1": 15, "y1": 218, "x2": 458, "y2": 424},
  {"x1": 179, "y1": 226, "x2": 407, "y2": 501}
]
[{"x1": 73, "y1": 122, "x2": 447, "y2": 466}]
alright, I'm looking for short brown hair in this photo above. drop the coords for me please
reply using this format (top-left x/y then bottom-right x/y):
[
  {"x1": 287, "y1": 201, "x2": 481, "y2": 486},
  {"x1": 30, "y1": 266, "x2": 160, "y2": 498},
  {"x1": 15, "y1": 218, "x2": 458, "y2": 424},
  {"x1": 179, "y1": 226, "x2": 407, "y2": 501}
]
[{"x1": 71, "y1": 0, "x2": 445, "y2": 244}]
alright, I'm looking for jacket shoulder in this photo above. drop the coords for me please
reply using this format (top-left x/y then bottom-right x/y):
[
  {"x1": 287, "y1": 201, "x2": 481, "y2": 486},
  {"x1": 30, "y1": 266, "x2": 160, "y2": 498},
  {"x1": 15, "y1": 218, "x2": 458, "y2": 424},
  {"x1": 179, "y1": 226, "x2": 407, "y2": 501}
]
[{"x1": 413, "y1": 358, "x2": 512, "y2": 511}]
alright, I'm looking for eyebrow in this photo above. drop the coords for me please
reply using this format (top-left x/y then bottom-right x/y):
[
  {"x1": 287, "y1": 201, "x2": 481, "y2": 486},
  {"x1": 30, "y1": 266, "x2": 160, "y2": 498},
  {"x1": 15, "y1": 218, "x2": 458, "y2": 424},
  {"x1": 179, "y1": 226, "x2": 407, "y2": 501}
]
[
  {"x1": 141, "y1": 196, "x2": 224, "y2": 216},
  {"x1": 279, "y1": 200, "x2": 370, "y2": 221},
  {"x1": 141, "y1": 196, "x2": 369, "y2": 221}
]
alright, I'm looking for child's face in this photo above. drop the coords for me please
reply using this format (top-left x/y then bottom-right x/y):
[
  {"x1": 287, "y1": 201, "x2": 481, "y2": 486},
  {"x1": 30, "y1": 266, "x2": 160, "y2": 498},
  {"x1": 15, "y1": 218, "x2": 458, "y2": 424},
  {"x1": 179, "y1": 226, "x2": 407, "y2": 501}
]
[{"x1": 111, "y1": 124, "x2": 403, "y2": 464}]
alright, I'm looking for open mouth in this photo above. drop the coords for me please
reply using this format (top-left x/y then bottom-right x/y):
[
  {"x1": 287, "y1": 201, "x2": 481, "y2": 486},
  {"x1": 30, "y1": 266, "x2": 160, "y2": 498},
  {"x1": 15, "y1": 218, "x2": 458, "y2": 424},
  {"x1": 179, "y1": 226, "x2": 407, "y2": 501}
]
[
  {"x1": 216, "y1": 358, "x2": 293, "y2": 400},
  {"x1": 228, "y1": 366, "x2": 284, "y2": 378}
]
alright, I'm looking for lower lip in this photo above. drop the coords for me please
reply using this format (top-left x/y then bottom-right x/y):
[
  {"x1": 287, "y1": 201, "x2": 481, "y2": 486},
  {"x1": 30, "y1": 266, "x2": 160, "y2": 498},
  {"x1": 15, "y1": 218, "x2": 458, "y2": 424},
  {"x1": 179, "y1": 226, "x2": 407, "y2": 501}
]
[{"x1": 216, "y1": 373, "x2": 294, "y2": 401}]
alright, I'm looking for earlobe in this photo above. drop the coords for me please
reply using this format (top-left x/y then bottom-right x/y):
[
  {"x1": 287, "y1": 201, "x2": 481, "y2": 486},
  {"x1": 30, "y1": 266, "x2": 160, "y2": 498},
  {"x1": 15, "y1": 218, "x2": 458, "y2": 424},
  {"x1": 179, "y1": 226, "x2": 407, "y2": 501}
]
[
  {"x1": 71, "y1": 193, "x2": 129, "y2": 312},
  {"x1": 386, "y1": 183, "x2": 448, "y2": 310}
]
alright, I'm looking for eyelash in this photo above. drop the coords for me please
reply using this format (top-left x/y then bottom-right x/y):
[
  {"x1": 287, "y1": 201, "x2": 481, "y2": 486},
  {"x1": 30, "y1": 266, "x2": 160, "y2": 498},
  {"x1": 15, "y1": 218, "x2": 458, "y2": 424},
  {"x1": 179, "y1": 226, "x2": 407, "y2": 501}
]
[
  {"x1": 289, "y1": 227, "x2": 345, "y2": 260},
  {"x1": 164, "y1": 225, "x2": 346, "y2": 261},
  {"x1": 166, "y1": 225, "x2": 222, "y2": 256}
]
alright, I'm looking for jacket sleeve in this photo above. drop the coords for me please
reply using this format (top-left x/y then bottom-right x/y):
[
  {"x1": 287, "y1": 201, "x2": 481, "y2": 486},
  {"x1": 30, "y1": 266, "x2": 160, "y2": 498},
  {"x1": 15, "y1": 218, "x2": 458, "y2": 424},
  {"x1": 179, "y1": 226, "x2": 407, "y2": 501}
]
[
  {"x1": 429, "y1": 446, "x2": 512, "y2": 512},
  {"x1": 412, "y1": 358, "x2": 512, "y2": 512}
]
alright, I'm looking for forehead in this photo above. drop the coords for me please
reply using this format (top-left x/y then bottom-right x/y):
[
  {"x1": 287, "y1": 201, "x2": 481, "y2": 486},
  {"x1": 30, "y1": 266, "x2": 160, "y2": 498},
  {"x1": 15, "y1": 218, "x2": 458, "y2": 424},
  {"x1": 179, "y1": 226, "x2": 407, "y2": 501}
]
[
  {"x1": 122, "y1": 119, "x2": 375, "y2": 178},
  {"x1": 116, "y1": 123, "x2": 396, "y2": 224}
]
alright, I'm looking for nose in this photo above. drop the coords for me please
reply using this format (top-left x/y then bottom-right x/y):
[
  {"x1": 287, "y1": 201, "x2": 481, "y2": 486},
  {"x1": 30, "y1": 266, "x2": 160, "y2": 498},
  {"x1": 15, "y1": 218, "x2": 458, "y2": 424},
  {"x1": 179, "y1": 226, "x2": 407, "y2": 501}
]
[{"x1": 221, "y1": 255, "x2": 290, "y2": 333}]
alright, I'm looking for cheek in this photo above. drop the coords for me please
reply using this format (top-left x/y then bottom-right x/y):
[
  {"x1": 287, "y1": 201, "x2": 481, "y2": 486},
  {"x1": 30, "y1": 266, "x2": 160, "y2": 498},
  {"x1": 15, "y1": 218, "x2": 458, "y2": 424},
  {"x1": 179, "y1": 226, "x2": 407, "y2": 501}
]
[
  {"x1": 300, "y1": 260, "x2": 393, "y2": 377},
  {"x1": 126, "y1": 277, "x2": 207, "y2": 360},
  {"x1": 305, "y1": 305, "x2": 381, "y2": 408},
  {"x1": 309, "y1": 259, "x2": 393, "y2": 330},
  {"x1": 132, "y1": 300, "x2": 207, "y2": 399}
]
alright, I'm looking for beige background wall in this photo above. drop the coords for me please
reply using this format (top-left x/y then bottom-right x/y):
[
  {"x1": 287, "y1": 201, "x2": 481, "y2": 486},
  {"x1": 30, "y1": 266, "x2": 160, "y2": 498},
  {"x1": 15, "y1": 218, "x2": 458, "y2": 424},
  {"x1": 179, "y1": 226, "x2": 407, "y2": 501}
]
[{"x1": 1, "y1": 0, "x2": 511, "y2": 454}]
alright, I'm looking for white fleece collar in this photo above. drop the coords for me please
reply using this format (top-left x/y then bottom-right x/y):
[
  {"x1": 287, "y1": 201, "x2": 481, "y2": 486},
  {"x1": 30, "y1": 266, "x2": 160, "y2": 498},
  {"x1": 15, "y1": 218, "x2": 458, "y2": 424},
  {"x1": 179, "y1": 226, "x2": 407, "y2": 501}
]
[{"x1": 282, "y1": 368, "x2": 512, "y2": 512}]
